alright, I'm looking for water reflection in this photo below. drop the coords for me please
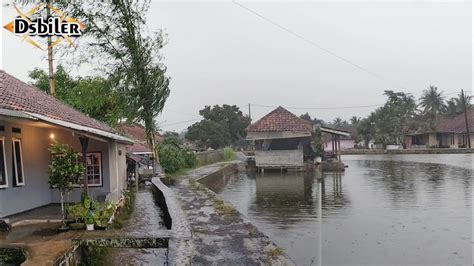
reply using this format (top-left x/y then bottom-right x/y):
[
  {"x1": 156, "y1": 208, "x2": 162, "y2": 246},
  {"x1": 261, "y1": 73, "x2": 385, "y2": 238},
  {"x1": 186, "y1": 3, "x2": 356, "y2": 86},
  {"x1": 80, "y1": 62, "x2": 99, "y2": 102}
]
[{"x1": 219, "y1": 154, "x2": 472, "y2": 265}]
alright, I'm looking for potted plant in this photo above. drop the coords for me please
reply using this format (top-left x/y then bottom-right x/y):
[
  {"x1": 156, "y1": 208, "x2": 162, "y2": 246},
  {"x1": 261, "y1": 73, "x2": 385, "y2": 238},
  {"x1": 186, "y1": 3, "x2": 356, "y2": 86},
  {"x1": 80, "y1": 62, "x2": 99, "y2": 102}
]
[
  {"x1": 85, "y1": 212, "x2": 95, "y2": 231},
  {"x1": 94, "y1": 201, "x2": 116, "y2": 230},
  {"x1": 67, "y1": 204, "x2": 87, "y2": 230},
  {"x1": 48, "y1": 143, "x2": 85, "y2": 230},
  {"x1": 82, "y1": 195, "x2": 98, "y2": 231}
]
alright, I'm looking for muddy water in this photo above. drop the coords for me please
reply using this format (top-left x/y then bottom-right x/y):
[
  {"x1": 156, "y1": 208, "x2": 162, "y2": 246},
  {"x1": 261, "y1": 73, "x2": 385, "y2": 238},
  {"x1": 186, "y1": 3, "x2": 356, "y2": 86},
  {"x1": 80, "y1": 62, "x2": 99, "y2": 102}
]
[{"x1": 218, "y1": 154, "x2": 472, "y2": 265}]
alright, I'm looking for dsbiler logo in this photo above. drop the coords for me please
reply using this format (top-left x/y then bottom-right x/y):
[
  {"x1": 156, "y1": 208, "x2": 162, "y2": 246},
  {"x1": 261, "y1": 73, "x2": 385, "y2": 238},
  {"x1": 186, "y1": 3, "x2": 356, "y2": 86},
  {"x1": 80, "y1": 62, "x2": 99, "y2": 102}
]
[{"x1": 3, "y1": 3, "x2": 85, "y2": 50}]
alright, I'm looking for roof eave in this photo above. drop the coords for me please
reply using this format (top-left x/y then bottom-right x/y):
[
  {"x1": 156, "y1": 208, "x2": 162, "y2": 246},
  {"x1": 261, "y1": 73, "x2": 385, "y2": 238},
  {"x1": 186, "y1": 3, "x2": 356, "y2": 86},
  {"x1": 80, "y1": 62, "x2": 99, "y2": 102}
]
[{"x1": 24, "y1": 112, "x2": 134, "y2": 144}]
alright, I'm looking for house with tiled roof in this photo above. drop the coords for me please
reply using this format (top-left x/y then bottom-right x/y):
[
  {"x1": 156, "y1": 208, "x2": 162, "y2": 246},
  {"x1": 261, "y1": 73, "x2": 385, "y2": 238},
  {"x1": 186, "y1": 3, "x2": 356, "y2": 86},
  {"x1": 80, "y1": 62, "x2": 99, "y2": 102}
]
[
  {"x1": 0, "y1": 70, "x2": 133, "y2": 218},
  {"x1": 247, "y1": 107, "x2": 350, "y2": 170},
  {"x1": 405, "y1": 109, "x2": 474, "y2": 149},
  {"x1": 246, "y1": 106, "x2": 313, "y2": 170},
  {"x1": 116, "y1": 123, "x2": 163, "y2": 175}
]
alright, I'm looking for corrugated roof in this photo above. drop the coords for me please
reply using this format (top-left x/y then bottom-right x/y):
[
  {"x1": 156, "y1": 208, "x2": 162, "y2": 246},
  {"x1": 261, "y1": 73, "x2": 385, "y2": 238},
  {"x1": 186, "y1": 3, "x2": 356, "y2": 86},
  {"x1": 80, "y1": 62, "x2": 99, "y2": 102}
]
[{"x1": 246, "y1": 106, "x2": 312, "y2": 133}]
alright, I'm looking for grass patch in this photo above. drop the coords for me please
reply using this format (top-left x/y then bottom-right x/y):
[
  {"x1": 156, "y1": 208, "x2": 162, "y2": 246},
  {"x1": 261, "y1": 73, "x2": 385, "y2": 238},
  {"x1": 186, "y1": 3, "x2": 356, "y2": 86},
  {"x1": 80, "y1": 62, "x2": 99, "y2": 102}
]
[
  {"x1": 222, "y1": 147, "x2": 236, "y2": 161},
  {"x1": 248, "y1": 227, "x2": 259, "y2": 236},
  {"x1": 267, "y1": 247, "x2": 284, "y2": 259},
  {"x1": 112, "y1": 189, "x2": 136, "y2": 229},
  {"x1": 212, "y1": 198, "x2": 236, "y2": 216}
]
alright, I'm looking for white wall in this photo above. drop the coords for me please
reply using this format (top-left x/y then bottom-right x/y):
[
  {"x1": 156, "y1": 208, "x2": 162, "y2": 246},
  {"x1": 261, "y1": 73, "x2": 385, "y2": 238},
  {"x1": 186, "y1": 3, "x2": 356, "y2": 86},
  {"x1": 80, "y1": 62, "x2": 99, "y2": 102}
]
[{"x1": 0, "y1": 118, "x2": 127, "y2": 218}]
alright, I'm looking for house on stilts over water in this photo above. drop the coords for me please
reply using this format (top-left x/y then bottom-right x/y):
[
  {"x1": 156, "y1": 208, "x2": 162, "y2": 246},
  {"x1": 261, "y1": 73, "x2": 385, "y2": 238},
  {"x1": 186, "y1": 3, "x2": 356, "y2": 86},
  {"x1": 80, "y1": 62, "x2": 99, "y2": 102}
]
[{"x1": 246, "y1": 106, "x2": 350, "y2": 172}]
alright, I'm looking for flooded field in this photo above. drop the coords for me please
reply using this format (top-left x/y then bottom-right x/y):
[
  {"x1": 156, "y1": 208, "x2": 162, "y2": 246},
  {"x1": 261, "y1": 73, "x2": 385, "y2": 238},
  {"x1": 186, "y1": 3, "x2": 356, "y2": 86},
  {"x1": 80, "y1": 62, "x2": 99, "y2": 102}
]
[{"x1": 218, "y1": 154, "x2": 472, "y2": 265}]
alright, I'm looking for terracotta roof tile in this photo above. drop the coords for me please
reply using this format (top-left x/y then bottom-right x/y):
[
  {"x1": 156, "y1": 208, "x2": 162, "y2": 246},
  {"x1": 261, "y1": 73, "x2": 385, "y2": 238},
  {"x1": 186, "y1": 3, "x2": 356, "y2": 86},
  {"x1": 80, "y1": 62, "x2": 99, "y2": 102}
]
[
  {"x1": 246, "y1": 106, "x2": 312, "y2": 132},
  {"x1": 0, "y1": 70, "x2": 116, "y2": 133},
  {"x1": 116, "y1": 123, "x2": 162, "y2": 144},
  {"x1": 435, "y1": 109, "x2": 474, "y2": 133}
]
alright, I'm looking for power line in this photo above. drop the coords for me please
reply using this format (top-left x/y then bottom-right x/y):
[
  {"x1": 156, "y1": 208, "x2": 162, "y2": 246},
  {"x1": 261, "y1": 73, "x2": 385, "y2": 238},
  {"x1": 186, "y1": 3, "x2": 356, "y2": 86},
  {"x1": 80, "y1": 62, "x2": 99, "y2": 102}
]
[
  {"x1": 159, "y1": 118, "x2": 201, "y2": 128},
  {"x1": 250, "y1": 103, "x2": 384, "y2": 110},
  {"x1": 231, "y1": 0, "x2": 407, "y2": 89}
]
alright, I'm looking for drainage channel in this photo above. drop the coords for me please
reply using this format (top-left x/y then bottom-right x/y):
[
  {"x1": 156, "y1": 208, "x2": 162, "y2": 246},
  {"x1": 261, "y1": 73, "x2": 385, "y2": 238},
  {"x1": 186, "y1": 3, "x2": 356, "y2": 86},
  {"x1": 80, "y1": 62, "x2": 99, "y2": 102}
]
[{"x1": 57, "y1": 185, "x2": 171, "y2": 266}]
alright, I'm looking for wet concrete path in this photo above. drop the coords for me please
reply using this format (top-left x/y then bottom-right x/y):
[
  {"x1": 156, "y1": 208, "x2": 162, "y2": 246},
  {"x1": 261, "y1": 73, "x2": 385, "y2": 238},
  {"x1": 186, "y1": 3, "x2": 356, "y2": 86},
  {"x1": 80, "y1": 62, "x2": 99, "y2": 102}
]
[
  {"x1": 0, "y1": 186, "x2": 169, "y2": 266},
  {"x1": 171, "y1": 161, "x2": 293, "y2": 265}
]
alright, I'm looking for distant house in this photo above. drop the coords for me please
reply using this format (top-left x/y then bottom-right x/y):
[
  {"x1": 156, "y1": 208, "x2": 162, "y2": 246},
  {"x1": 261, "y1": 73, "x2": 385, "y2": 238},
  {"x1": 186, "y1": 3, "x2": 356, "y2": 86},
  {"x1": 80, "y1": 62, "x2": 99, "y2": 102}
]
[
  {"x1": 0, "y1": 71, "x2": 133, "y2": 218},
  {"x1": 116, "y1": 123, "x2": 162, "y2": 175},
  {"x1": 405, "y1": 109, "x2": 474, "y2": 149}
]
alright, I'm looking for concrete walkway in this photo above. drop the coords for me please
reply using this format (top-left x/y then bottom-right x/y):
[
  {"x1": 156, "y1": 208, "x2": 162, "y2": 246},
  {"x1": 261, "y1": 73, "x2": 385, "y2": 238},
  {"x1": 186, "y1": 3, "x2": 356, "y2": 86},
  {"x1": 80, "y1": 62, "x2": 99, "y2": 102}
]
[
  {"x1": 171, "y1": 160, "x2": 294, "y2": 265},
  {"x1": 0, "y1": 186, "x2": 170, "y2": 265}
]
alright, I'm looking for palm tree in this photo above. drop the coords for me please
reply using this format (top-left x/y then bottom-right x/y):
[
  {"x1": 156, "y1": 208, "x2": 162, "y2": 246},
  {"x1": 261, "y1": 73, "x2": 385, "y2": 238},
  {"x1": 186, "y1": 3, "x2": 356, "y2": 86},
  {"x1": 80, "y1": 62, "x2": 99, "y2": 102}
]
[
  {"x1": 419, "y1": 86, "x2": 446, "y2": 123},
  {"x1": 332, "y1": 117, "x2": 344, "y2": 127},
  {"x1": 350, "y1": 116, "x2": 361, "y2": 126},
  {"x1": 445, "y1": 93, "x2": 472, "y2": 117}
]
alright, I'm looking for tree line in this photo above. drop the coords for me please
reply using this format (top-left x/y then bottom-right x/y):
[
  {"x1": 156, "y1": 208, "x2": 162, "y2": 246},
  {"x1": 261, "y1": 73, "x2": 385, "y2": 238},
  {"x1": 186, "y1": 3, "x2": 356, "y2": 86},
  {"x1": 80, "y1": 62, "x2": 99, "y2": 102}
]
[{"x1": 300, "y1": 86, "x2": 471, "y2": 148}]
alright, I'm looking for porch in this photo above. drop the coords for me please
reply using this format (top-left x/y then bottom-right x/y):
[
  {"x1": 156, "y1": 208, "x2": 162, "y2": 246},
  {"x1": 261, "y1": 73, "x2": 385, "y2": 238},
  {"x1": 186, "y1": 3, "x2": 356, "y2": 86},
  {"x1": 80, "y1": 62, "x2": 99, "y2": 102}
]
[{"x1": 0, "y1": 112, "x2": 130, "y2": 218}]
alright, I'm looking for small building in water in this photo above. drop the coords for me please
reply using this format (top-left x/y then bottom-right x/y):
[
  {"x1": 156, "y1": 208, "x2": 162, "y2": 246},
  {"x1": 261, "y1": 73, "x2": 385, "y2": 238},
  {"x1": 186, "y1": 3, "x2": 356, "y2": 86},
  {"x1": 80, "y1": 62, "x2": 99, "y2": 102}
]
[
  {"x1": 405, "y1": 109, "x2": 474, "y2": 149},
  {"x1": 246, "y1": 107, "x2": 313, "y2": 171},
  {"x1": 246, "y1": 106, "x2": 350, "y2": 171}
]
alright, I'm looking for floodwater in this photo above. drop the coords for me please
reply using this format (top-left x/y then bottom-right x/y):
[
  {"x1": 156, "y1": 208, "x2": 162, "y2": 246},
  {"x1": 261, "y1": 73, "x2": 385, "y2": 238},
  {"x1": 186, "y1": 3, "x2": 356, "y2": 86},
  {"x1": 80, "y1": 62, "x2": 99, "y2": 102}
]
[{"x1": 217, "y1": 154, "x2": 472, "y2": 265}]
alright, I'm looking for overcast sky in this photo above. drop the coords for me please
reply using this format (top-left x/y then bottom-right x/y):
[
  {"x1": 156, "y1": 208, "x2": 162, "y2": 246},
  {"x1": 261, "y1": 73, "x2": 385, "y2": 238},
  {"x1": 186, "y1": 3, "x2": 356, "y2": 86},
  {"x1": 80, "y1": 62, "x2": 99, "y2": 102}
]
[{"x1": 1, "y1": 1, "x2": 472, "y2": 132}]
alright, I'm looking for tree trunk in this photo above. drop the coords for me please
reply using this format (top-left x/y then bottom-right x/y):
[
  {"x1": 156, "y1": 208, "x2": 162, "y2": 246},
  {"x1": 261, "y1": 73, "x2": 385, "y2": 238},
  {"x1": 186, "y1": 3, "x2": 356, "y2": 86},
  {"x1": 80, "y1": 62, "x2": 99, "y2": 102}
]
[{"x1": 60, "y1": 191, "x2": 65, "y2": 227}]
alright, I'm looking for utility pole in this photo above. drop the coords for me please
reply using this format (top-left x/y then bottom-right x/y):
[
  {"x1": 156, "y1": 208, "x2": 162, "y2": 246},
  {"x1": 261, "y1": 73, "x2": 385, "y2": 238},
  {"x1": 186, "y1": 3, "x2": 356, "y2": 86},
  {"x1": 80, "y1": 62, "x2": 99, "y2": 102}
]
[
  {"x1": 46, "y1": 1, "x2": 56, "y2": 96},
  {"x1": 248, "y1": 103, "x2": 251, "y2": 121},
  {"x1": 461, "y1": 90, "x2": 471, "y2": 148}
]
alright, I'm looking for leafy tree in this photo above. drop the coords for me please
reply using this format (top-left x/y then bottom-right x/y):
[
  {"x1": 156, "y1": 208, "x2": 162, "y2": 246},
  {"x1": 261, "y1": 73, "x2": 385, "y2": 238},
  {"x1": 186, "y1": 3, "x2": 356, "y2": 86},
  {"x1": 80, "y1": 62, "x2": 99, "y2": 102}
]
[
  {"x1": 419, "y1": 86, "x2": 446, "y2": 126},
  {"x1": 57, "y1": 0, "x2": 170, "y2": 161},
  {"x1": 299, "y1": 113, "x2": 325, "y2": 125},
  {"x1": 300, "y1": 113, "x2": 312, "y2": 122},
  {"x1": 363, "y1": 90, "x2": 416, "y2": 147},
  {"x1": 29, "y1": 66, "x2": 127, "y2": 126},
  {"x1": 445, "y1": 93, "x2": 472, "y2": 117},
  {"x1": 158, "y1": 137, "x2": 196, "y2": 174},
  {"x1": 186, "y1": 120, "x2": 231, "y2": 149},
  {"x1": 356, "y1": 117, "x2": 374, "y2": 148},
  {"x1": 186, "y1": 105, "x2": 250, "y2": 149},
  {"x1": 48, "y1": 143, "x2": 85, "y2": 227}
]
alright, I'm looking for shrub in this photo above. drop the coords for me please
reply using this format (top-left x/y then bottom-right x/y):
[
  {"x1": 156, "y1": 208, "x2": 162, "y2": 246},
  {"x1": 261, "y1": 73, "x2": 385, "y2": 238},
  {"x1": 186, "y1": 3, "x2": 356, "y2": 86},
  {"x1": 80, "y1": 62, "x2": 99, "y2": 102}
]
[
  {"x1": 222, "y1": 147, "x2": 236, "y2": 161},
  {"x1": 158, "y1": 137, "x2": 197, "y2": 174}
]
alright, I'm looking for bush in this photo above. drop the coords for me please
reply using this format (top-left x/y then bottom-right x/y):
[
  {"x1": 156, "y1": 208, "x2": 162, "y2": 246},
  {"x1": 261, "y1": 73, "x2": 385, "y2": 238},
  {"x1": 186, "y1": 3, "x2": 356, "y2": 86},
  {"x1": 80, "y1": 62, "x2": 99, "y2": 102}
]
[
  {"x1": 222, "y1": 147, "x2": 236, "y2": 161},
  {"x1": 158, "y1": 137, "x2": 197, "y2": 174}
]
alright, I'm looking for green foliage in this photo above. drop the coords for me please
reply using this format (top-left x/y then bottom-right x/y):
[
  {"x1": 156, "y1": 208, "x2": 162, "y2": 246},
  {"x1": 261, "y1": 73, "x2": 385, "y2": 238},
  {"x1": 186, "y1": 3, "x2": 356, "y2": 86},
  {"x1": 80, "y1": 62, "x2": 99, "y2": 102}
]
[
  {"x1": 222, "y1": 147, "x2": 236, "y2": 161},
  {"x1": 67, "y1": 204, "x2": 88, "y2": 223},
  {"x1": 212, "y1": 198, "x2": 236, "y2": 216},
  {"x1": 48, "y1": 143, "x2": 85, "y2": 194},
  {"x1": 445, "y1": 93, "x2": 472, "y2": 117},
  {"x1": 158, "y1": 137, "x2": 197, "y2": 174},
  {"x1": 356, "y1": 90, "x2": 416, "y2": 147},
  {"x1": 94, "y1": 201, "x2": 116, "y2": 228},
  {"x1": 419, "y1": 86, "x2": 446, "y2": 127},
  {"x1": 312, "y1": 127, "x2": 323, "y2": 157},
  {"x1": 113, "y1": 189, "x2": 136, "y2": 229},
  {"x1": 186, "y1": 105, "x2": 250, "y2": 149},
  {"x1": 79, "y1": 245, "x2": 109, "y2": 266},
  {"x1": 58, "y1": 1, "x2": 170, "y2": 150},
  {"x1": 29, "y1": 66, "x2": 127, "y2": 126},
  {"x1": 267, "y1": 247, "x2": 284, "y2": 259}
]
